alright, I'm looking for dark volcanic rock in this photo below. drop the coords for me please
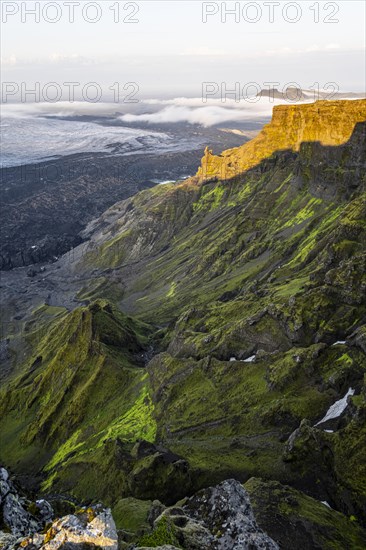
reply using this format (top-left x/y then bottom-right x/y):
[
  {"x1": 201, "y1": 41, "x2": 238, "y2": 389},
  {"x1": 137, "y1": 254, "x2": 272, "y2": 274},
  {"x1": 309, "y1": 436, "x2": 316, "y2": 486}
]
[
  {"x1": 0, "y1": 124, "x2": 248, "y2": 270},
  {"x1": 183, "y1": 479, "x2": 279, "y2": 549},
  {"x1": 0, "y1": 467, "x2": 41, "y2": 537},
  {"x1": 245, "y1": 477, "x2": 366, "y2": 550}
]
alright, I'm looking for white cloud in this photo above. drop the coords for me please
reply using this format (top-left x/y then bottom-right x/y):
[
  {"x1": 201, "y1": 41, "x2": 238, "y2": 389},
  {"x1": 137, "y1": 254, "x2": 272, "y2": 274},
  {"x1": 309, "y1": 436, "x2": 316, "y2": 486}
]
[
  {"x1": 1, "y1": 55, "x2": 18, "y2": 66},
  {"x1": 120, "y1": 102, "x2": 281, "y2": 127},
  {"x1": 48, "y1": 53, "x2": 95, "y2": 65},
  {"x1": 180, "y1": 47, "x2": 227, "y2": 56},
  {"x1": 142, "y1": 97, "x2": 252, "y2": 108},
  {"x1": 121, "y1": 90, "x2": 365, "y2": 127},
  {"x1": 265, "y1": 44, "x2": 344, "y2": 56},
  {"x1": 1, "y1": 53, "x2": 96, "y2": 67}
]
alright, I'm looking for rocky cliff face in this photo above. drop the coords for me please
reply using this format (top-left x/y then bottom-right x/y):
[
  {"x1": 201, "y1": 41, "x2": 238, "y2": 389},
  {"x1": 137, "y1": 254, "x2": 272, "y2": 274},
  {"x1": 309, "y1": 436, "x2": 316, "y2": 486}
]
[{"x1": 197, "y1": 99, "x2": 366, "y2": 181}]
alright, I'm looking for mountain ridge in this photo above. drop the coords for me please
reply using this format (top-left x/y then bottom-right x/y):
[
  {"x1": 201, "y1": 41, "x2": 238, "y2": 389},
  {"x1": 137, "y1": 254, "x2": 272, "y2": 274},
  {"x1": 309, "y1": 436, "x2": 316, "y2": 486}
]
[{"x1": 197, "y1": 99, "x2": 366, "y2": 182}]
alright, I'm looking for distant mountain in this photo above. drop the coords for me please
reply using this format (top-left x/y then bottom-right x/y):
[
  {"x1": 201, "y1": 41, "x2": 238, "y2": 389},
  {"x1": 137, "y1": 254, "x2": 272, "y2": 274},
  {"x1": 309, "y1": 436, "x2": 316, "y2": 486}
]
[{"x1": 257, "y1": 87, "x2": 366, "y2": 101}]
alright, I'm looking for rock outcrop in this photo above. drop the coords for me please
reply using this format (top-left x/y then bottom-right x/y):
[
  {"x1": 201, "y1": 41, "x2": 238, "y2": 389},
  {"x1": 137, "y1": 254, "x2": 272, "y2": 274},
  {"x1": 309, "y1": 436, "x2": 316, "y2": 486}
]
[
  {"x1": 23, "y1": 509, "x2": 118, "y2": 550},
  {"x1": 137, "y1": 480, "x2": 278, "y2": 549},
  {"x1": 0, "y1": 467, "x2": 44, "y2": 539},
  {"x1": 0, "y1": 467, "x2": 118, "y2": 550},
  {"x1": 2, "y1": 467, "x2": 366, "y2": 550},
  {"x1": 183, "y1": 479, "x2": 279, "y2": 549},
  {"x1": 245, "y1": 477, "x2": 366, "y2": 550},
  {"x1": 197, "y1": 99, "x2": 366, "y2": 181}
]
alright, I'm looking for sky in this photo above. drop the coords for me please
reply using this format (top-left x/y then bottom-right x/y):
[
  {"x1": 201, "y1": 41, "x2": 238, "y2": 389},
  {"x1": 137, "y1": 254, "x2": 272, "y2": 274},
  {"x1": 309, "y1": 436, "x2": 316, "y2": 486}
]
[{"x1": 1, "y1": 0, "x2": 365, "y2": 100}]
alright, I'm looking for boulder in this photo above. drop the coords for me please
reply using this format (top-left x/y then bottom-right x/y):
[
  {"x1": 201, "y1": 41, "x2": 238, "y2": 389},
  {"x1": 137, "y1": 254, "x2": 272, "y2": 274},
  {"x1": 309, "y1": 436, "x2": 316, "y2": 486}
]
[
  {"x1": 0, "y1": 532, "x2": 21, "y2": 550},
  {"x1": 0, "y1": 467, "x2": 41, "y2": 537},
  {"x1": 0, "y1": 467, "x2": 117, "y2": 550},
  {"x1": 21, "y1": 509, "x2": 118, "y2": 550},
  {"x1": 154, "y1": 507, "x2": 214, "y2": 549},
  {"x1": 140, "y1": 479, "x2": 278, "y2": 549},
  {"x1": 183, "y1": 479, "x2": 279, "y2": 549}
]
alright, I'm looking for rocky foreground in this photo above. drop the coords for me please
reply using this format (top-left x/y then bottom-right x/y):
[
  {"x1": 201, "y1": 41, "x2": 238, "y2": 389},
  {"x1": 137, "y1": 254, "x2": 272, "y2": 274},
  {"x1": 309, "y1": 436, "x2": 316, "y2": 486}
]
[
  {"x1": 2, "y1": 463, "x2": 366, "y2": 549},
  {"x1": 1, "y1": 467, "x2": 280, "y2": 550}
]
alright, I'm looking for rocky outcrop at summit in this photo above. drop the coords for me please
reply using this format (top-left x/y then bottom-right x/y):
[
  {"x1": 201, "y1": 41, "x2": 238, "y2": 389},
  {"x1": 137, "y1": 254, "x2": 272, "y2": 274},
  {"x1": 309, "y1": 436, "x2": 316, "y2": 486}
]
[
  {"x1": 2, "y1": 466, "x2": 366, "y2": 550},
  {"x1": 183, "y1": 479, "x2": 279, "y2": 549},
  {"x1": 197, "y1": 99, "x2": 366, "y2": 181},
  {"x1": 0, "y1": 469, "x2": 277, "y2": 550}
]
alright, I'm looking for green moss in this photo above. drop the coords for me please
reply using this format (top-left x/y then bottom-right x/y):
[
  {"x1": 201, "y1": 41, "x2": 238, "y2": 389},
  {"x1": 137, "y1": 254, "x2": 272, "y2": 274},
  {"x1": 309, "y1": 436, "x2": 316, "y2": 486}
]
[
  {"x1": 2, "y1": 111, "x2": 366, "y2": 518},
  {"x1": 246, "y1": 478, "x2": 366, "y2": 550},
  {"x1": 0, "y1": 300, "x2": 157, "y2": 496},
  {"x1": 100, "y1": 381, "x2": 157, "y2": 443},
  {"x1": 80, "y1": 230, "x2": 132, "y2": 269},
  {"x1": 167, "y1": 282, "x2": 177, "y2": 298},
  {"x1": 112, "y1": 497, "x2": 152, "y2": 532},
  {"x1": 282, "y1": 197, "x2": 323, "y2": 228},
  {"x1": 193, "y1": 183, "x2": 226, "y2": 212},
  {"x1": 138, "y1": 516, "x2": 181, "y2": 548}
]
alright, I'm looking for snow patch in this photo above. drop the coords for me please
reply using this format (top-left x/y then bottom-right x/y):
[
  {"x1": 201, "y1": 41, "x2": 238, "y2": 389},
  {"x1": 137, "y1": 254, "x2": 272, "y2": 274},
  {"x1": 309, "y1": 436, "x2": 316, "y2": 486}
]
[
  {"x1": 229, "y1": 357, "x2": 237, "y2": 362},
  {"x1": 315, "y1": 388, "x2": 355, "y2": 426},
  {"x1": 243, "y1": 355, "x2": 256, "y2": 363},
  {"x1": 321, "y1": 501, "x2": 331, "y2": 509},
  {"x1": 332, "y1": 340, "x2": 346, "y2": 346}
]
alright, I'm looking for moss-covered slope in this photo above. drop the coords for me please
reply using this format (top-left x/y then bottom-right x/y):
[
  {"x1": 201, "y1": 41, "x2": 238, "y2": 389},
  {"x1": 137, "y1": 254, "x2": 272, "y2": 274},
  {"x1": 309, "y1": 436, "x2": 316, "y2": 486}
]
[
  {"x1": 71, "y1": 112, "x2": 366, "y2": 522},
  {"x1": 0, "y1": 301, "x2": 161, "y2": 499},
  {"x1": 1, "y1": 102, "x2": 365, "y2": 545},
  {"x1": 245, "y1": 477, "x2": 366, "y2": 550}
]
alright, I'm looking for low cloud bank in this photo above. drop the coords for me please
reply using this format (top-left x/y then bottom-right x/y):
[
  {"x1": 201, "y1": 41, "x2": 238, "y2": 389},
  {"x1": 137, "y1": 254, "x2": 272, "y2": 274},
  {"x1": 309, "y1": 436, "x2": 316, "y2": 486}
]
[
  {"x1": 2, "y1": 95, "x2": 363, "y2": 127},
  {"x1": 120, "y1": 104, "x2": 273, "y2": 127},
  {"x1": 120, "y1": 95, "x2": 363, "y2": 127}
]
